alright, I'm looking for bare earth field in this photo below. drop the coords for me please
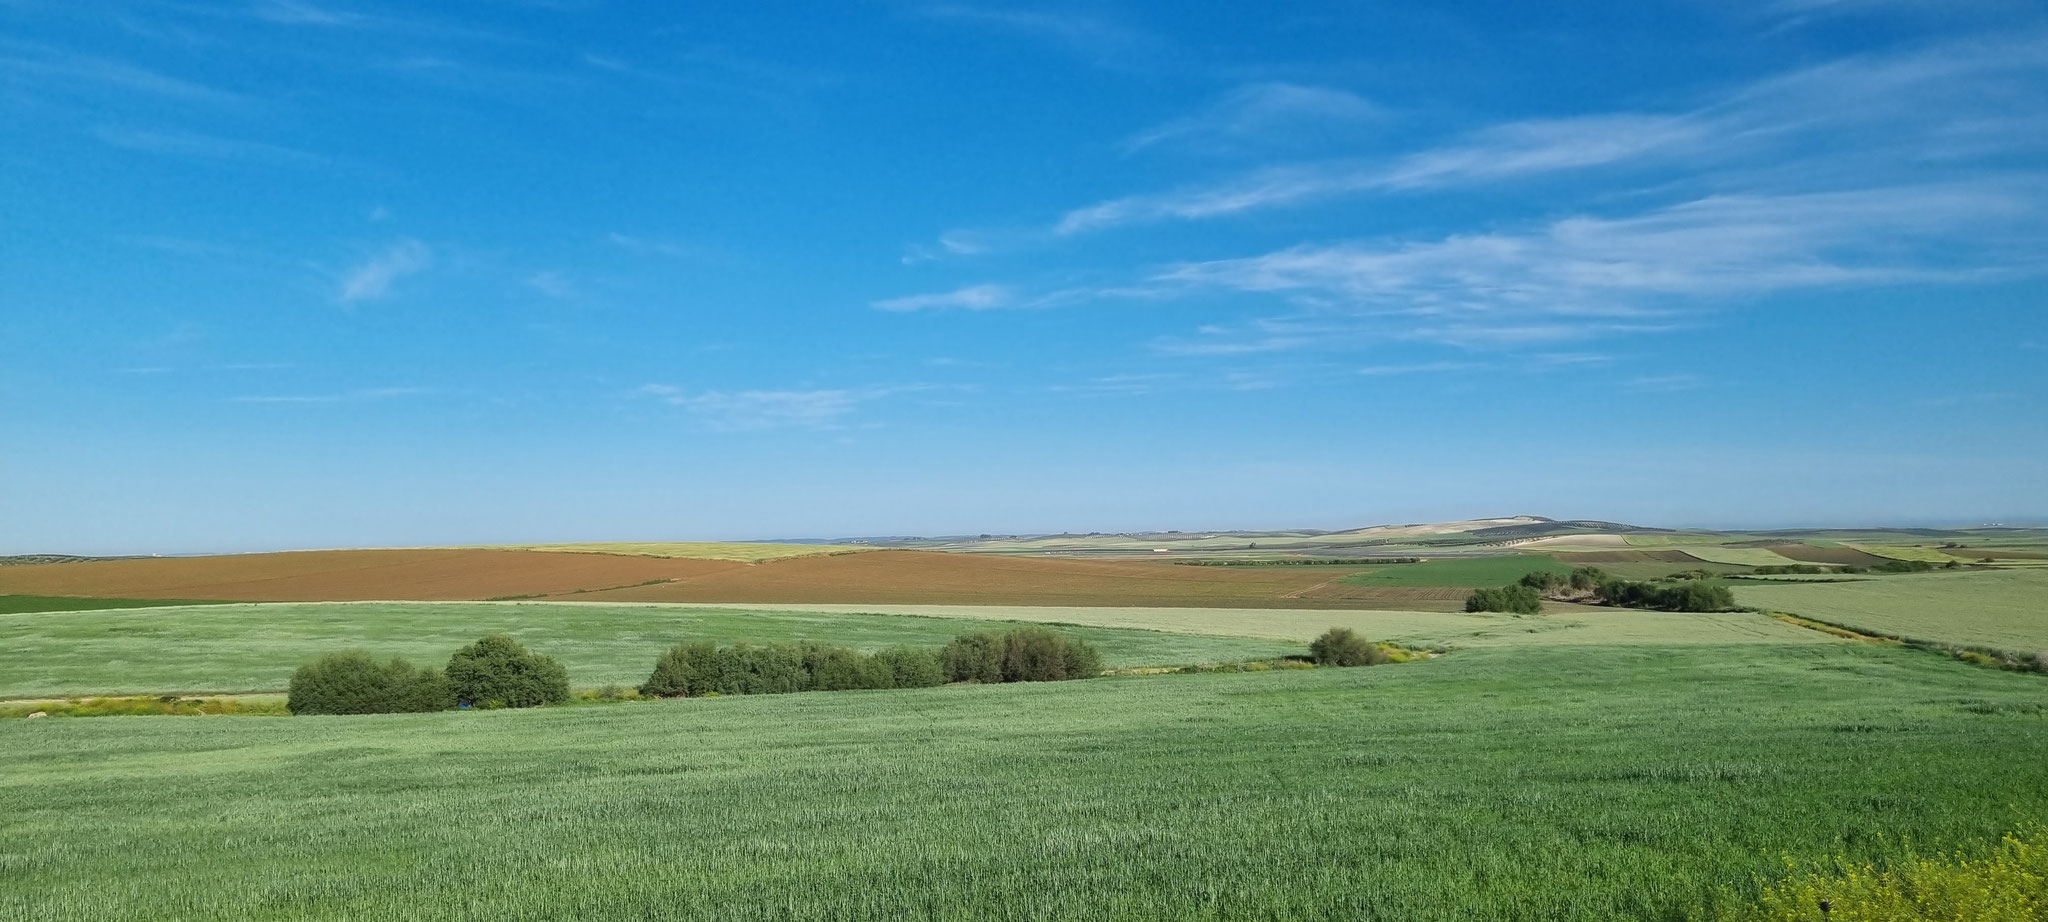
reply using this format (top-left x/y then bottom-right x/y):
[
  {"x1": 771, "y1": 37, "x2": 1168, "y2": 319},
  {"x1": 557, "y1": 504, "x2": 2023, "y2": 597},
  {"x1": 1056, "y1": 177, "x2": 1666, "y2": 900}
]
[
  {"x1": 0, "y1": 549, "x2": 747, "y2": 601},
  {"x1": 0, "y1": 549, "x2": 1406, "y2": 609}
]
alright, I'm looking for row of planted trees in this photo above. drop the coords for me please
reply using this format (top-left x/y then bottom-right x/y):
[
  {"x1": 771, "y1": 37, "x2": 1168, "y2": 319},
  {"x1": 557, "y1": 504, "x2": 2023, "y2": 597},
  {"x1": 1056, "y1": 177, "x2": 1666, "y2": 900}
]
[{"x1": 288, "y1": 628, "x2": 1103, "y2": 716}]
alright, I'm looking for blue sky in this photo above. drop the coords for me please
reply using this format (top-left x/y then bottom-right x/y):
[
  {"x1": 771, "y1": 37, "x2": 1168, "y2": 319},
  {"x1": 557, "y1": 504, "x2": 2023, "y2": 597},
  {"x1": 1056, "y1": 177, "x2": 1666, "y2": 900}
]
[{"x1": 4, "y1": 0, "x2": 2045, "y2": 553}]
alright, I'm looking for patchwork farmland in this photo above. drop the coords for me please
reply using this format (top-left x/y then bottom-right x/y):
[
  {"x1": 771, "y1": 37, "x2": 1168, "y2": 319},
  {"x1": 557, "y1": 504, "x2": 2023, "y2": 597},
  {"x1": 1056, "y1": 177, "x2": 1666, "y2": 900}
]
[{"x1": 5, "y1": 517, "x2": 2046, "y2": 920}]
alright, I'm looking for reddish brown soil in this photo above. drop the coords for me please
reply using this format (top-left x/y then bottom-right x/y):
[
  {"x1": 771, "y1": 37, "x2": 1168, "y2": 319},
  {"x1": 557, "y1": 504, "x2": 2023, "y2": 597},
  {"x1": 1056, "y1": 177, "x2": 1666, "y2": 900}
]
[
  {"x1": 556, "y1": 551, "x2": 1386, "y2": 609},
  {"x1": 1764, "y1": 544, "x2": 1893, "y2": 566},
  {"x1": 0, "y1": 549, "x2": 1407, "y2": 609},
  {"x1": 0, "y1": 549, "x2": 745, "y2": 602}
]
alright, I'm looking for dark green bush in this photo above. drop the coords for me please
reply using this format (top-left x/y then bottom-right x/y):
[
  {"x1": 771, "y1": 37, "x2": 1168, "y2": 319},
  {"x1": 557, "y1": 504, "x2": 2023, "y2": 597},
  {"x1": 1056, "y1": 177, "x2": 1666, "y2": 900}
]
[
  {"x1": 874, "y1": 645, "x2": 947, "y2": 688},
  {"x1": 445, "y1": 634, "x2": 569, "y2": 709},
  {"x1": 1518, "y1": 571, "x2": 1568, "y2": 591},
  {"x1": 1567, "y1": 566, "x2": 1607, "y2": 591},
  {"x1": 1309, "y1": 627, "x2": 1387, "y2": 667},
  {"x1": 806, "y1": 643, "x2": 895, "y2": 691},
  {"x1": 943, "y1": 632, "x2": 1006, "y2": 683},
  {"x1": 287, "y1": 651, "x2": 452, "y2": 715},
  {"x1": 640, "y1": 640, "x2": 718, "y2": 698},
  {"x1": 1000, "y1": 627, "x2": 1101, "y2": 681},
  {"x1": 1465, "y1": 584, "x2": 1543, "y2": 614},
  {"x1": 1595, "y1": 579, "x2": 1737, "y2": 612}
]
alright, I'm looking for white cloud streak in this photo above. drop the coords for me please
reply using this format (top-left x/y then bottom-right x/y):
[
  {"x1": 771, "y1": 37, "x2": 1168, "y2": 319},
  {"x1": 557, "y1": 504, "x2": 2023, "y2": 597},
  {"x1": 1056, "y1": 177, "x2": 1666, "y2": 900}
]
[
  {"x1": 1055, "y1": 34, "x2": 2048, "y2": 234},
  {"x1": 338, "y1": 239, "x2": 432, "y2": 302},
  {"x1": 1124, "y1": 82, "x2": 1378, "y2": 153},
  {"x1": 638, "y1": 384, "x2": 919, "y2": 430},
  {"x1": 871, "y1": 283, "x2": 1015, "y2": 312}
]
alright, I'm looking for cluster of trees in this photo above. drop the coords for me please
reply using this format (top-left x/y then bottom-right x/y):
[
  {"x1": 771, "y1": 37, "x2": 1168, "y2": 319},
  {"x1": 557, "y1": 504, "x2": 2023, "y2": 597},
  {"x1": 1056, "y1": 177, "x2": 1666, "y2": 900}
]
[
  {"x1": 1595, "y1": 579, "x2": 1737, "y2": 612},
  {"x1": 939, "y1": 628, "x2": 1103, "y2": 684},
  {"x1": 638, "y1": 628, "x2": 1104, "y2": 699},
  {"x1": 639, "y1": 640, "x2": 948, "y2": 697},
  {"x1": 288, "y1": 634, "x2": 568, "y2": 715},
  {"x1": 1465, "y1": 584, "x2": 1544, "y2": 614},
  {"x1": 1463, "y1": 565, "x2": 1738, "y2": 614}
]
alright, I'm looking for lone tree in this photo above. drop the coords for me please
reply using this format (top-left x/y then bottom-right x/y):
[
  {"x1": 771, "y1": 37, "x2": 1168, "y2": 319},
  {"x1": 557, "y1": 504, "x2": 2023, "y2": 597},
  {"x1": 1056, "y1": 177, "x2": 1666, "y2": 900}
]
[
  {"x1": 446, "y1": 634, "x2": 569, "y2": 708},
  {"x1": 1310, "y1": 627, "x2": 1387, "y2": 667}
]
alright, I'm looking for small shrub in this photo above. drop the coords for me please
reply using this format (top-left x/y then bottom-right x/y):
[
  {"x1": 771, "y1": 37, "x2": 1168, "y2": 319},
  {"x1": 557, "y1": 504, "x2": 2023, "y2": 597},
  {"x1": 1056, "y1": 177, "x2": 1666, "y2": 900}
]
[
  {"x1": 445, "y1": 634, "x2": 569, "y2": 709},
  {"x1": 1309, "y1": 627, "x2": 1387, "y2": 667},
  {"x1": 288, "y1": 651, "x2": 452, "y2": 716}
]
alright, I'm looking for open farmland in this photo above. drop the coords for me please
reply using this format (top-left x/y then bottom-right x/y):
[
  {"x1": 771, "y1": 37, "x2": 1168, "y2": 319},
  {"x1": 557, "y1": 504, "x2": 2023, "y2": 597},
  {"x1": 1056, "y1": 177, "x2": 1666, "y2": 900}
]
[
  {"x1": 1733, "y1": 568, "x2": 2048, "y2": 654},
  {"x1": 707, "y1": 602, "x2": 1835, "y2": 648},
  {"x1": 478, "y1": 541, "x2": 860, "y2": 560},
  {"x1": 1335, "y1": 554, "x2": 1571, "y2": 587},
  {"x1": 1669, "y1": 546, "x2": 1803, "y2": 567},
  {"x1": 4, "y1": 643, "x2": 2044, "y2": 922},
  {"x1": 0, "y1": 550, "x2": 1412, "y2": 610},
  {"x1": 0, "y1": 549, "x2": 750, "y2": 602},
  {"x1": 1846, "y1": 544, "x2": 1972, "y2": 563},
  {"x1": 0, "y1": 602, "x2": 1297, "y2": 699}
]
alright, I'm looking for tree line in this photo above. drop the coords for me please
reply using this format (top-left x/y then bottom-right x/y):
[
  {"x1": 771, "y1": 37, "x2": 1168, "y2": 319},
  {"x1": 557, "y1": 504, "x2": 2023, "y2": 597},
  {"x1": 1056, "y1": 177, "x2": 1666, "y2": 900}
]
[
  {"x1": 1465, "y1": 566, "x2": 1737, "y2": 614},
  {"x1": 288, "y1": 624, "x2": 1402, "y2": 716}
]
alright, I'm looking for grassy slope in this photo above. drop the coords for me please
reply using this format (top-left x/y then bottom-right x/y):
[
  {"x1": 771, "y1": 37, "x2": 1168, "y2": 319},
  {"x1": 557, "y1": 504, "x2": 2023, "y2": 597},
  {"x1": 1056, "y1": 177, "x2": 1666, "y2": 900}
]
[
  {"x1": 1337, "y1": 554, "x2": 1571, "y2": 587},
  {"x1": 0, "y1": 602, "x2": 1297, "y2": 698},
  {"x1": 3, "y1": 644, "x2": 2044, "y2": 921},
  {"x1": 1734, "y1": 569, "x2": 2048, "y2": 653}
]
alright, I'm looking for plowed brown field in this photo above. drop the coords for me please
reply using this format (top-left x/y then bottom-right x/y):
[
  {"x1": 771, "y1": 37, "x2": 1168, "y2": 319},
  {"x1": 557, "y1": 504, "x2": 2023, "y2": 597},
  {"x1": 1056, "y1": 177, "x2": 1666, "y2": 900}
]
[
  {"x1": 567, "y1": 551, "x2": 1381, "y2": 608},
  {"x1": 0, "y1": 549, "x2": 745, "y2": 601},
  {"x1": 0, "y1": 549, "x2": 1401, "y2": 609}
]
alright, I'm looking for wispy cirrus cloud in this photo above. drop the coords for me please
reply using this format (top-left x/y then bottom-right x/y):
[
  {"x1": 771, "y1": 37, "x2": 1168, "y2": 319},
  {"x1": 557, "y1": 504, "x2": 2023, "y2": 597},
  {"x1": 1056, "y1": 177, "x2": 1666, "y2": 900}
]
[
  {"x1": 638, "y1": 383, "x2": 925, "y2": 430},
  {"x1": 0, "y1": 42, "x2": 240, "y2": 103},
  {"x1": 871, "y1": 283, "x2": 1016, "y2": 312},
  {"x1": 1054, "y1": 34, "x2": 2048, "y2": 235},
  {"x1": 338, "y1": 239, "x2": 432, "y2": 303},
  {"x1": 93, "y1": 126, "x2": 329, "y2": 166},
  {"x1": 1145, "y1": 180, "x2": 2043, "y2": 351},
  {"x1": 1124, "y1": 82, "x2": 1378, "y2": 154}
]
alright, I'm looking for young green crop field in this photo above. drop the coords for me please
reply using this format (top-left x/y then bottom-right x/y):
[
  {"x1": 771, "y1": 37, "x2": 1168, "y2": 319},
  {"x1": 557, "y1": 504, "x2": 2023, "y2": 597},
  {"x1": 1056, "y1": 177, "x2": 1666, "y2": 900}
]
[
  {"x1": 4, "y1": 643, "x2": 2044, "y2": 921},
  {"x1": 0, "y1": 594, "x2": 229, "y2": 615},
  {"x1": 0, "y1": 602, "x2": 1298, "y2": 698},
  {"x1": 1337, "y1": 553, "x2": 1571, "y2": 587},
  {"x1": 1733, "y1": 568, "x2": 2048, "y2": 653},
  {"x1": 705, "y1": 602, "x2": 1834, "y2": 649}
]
